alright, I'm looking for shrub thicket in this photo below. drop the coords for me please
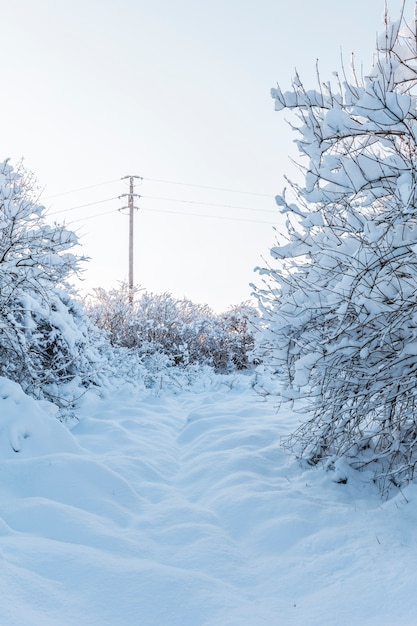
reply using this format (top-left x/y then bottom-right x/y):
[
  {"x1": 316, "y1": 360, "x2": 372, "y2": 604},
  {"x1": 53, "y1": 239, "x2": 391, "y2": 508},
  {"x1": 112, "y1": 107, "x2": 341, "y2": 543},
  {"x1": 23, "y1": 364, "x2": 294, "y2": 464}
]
[{"x1": 86, "y1": 284, "x2": 257, "y2": 373}]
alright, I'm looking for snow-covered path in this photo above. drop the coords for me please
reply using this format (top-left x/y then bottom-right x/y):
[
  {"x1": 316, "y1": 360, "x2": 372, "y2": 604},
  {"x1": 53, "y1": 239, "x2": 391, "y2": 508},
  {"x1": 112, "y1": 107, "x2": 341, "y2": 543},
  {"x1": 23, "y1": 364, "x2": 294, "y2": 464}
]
[
  {"x1": 71, "y1": 381, "x2": 284, "y2": 625},
  {"x1": 1, "y1": 375, "x2": 417, "y2": 625}
]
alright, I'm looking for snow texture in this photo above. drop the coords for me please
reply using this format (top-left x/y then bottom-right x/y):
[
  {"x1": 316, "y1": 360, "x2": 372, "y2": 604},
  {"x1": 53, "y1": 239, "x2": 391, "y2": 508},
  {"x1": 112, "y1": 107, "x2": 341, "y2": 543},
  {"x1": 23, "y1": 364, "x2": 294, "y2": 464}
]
[{"x1": 0, "y1": 374, "x2": 416, "y2": 625}]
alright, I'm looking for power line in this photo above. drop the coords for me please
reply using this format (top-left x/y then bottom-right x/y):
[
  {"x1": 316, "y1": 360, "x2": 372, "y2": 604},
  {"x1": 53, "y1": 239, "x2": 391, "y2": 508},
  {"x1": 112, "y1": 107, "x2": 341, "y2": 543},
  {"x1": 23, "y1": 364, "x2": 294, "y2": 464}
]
[
  {"x1": 44, "y1": 193, "x2": 277, "y2": 220},
  {"x1": 141, "y1": 194, "x2": 277, "y2": 214},
  {"x1": 55, "y1": 204, "x2": 276, "y2": 226},
  {"x1": 42, "y1": 181, "x2": 279, "y2": 226},
  {"x1": 140, "y1": 206, "x2": 277, "y2": 225},
  {"x1": 41, "y1": 175, "x2": 274, "y2": 202},
  {"x1": 42, "y1": 178, "x2": 120, "y2": 200},
  {"x1": 45, "y1": 196, "x2": 119, "y2": 217},
  {"x1": 143, "y1": 176, "x2": 274, "y2": 198},
  {"x1": 67, "y1": 208, "x2": 119, "y2": 225}
]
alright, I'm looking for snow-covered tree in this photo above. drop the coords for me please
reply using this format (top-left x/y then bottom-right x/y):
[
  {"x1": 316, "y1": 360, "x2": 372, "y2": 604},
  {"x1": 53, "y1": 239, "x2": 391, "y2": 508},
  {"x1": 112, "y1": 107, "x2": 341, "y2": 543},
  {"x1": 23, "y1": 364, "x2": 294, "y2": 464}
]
[
  {"x1": 256, "y1": 3, "x2": 417, "y2": 491},
  {"x1": 0, "y1": 160, "x2": 105, "y2": 410}
]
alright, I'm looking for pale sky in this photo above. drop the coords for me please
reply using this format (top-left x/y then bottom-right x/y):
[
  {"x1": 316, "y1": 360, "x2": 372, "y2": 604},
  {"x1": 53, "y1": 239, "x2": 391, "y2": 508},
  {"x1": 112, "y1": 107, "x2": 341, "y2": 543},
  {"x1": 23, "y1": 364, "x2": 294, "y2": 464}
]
[{"x1": 0, "y1": 0, "x2": 408, "y2": 311}]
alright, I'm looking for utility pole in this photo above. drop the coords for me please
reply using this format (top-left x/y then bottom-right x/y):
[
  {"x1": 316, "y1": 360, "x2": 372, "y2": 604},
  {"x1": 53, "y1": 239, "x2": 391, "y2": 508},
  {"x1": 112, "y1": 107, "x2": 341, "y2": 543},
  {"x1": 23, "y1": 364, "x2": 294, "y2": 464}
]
[{"x1": 119, "y1": 175, "x2": 142, "y2": 303}]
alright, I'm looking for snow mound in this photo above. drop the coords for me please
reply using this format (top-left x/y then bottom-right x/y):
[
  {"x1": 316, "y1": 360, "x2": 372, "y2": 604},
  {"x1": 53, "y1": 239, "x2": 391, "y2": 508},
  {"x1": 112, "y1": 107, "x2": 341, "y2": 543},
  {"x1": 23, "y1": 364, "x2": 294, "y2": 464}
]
[{"x1": 0, "y1": 377, "x2": 80, "y2": 458}]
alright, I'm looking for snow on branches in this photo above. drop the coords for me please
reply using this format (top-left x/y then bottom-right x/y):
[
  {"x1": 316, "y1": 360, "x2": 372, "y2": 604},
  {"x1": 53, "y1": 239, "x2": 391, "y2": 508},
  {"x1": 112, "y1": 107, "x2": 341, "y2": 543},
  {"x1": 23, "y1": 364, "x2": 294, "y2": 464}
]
[
  {"x1": 257, "y1": 3, "x2": 417, "y2": 493},
  {"x1": 0, "y1": 160, "x2": 105, "y2": 411}
]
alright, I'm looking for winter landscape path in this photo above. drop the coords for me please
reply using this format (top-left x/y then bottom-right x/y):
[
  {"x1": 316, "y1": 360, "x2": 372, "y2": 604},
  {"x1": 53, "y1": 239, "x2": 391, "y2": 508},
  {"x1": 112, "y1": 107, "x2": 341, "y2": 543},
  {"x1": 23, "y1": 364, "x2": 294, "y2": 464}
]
[{"x1": 0, "y1": 374, "x2": 417, "y2": 625}]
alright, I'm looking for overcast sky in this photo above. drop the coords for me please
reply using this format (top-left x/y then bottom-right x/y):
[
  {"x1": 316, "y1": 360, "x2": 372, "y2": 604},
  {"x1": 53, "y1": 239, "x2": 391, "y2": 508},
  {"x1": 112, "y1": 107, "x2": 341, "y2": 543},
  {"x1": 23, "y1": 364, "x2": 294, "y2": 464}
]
[{"x1": 0, "y1": 0, "x2": 409, "y2": 310}]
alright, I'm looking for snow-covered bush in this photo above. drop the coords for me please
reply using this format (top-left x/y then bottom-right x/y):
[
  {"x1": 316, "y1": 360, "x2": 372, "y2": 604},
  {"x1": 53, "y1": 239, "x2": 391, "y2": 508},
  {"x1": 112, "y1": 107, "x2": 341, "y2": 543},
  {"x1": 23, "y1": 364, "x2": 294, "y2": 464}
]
[
  {"x1": 0, "y1": 160, "x2": 106, "y2": 410},
  {"x1": 220, "y1": 303, "x2": 258, "y2": 370},
  {"x1": 256, "y1": 5, "x2": 417, "y2": 492},
  {"x1": 86, "y1": 285, "x2": 257, "y2": 373},
  {"x1": 84, "y1": 282, "x2": 140, "y2": 349}
]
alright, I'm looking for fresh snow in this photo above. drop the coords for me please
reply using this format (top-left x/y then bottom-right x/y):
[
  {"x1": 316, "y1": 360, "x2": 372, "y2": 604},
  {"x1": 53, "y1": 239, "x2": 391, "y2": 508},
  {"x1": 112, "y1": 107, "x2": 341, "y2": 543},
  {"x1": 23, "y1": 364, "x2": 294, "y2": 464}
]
[{"x1": 0, "y1": 374, "x2": 417, "y2": 625}]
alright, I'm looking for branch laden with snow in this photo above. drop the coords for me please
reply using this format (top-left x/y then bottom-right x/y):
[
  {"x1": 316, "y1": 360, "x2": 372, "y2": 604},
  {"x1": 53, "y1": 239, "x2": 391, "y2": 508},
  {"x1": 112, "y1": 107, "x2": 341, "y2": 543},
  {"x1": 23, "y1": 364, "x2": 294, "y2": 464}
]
[
  {"x1": 0, "y1": 160, "x2": 106, "y2": 410},
  {"x1": 256, "y1": 3, "x2": 417, "y2": 493}
]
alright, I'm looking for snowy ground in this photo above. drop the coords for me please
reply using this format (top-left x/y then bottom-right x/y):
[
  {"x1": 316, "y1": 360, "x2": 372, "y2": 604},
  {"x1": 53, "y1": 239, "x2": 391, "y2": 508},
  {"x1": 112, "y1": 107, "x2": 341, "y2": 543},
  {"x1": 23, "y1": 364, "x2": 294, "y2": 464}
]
[{"x1": 1, "y1": 373, "x2": 417, "y2": 625}]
